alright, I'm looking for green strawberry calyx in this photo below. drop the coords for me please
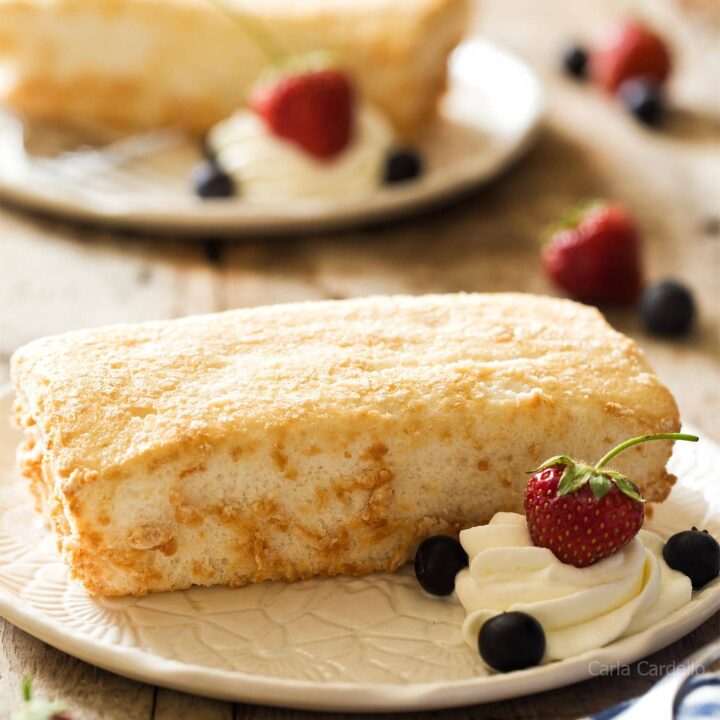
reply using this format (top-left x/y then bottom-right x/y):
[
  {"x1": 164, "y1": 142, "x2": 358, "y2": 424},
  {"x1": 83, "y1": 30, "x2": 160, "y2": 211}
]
[
  {"x1": 204, "y1": 0, "x2": 285, "y2": 64},
  {"x1": 204, "y1": 0, "x2": 345, "y2": 88},
  {"x1": 530, "y1": 433, "x2": 699, "y2": 503},
  {"x1": 252, "y1": 51, "x2": 345, "y2": 91},
  {"x1": 539, "y1": 198, "x2": 606, "y2": 246}
]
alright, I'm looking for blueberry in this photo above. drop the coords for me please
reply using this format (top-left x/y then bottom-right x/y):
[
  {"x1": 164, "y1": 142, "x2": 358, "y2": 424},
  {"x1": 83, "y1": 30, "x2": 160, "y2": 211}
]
[
  {"x1": 639, "y1": 280, "x2": 696, "y2": 337},
  {"x1": 191, "y1": 160, "x2": 235, "y2": 199},
  {"x1": 618, "y1": 78, "x2": 665, "y2": 127},
  {"x1": 384, "y1": 148, "x2": 423, "y2": 185},
  {"x1": 663, "y1": 528, "x2": 720, "y2": 589},
  {"x1": 479, "y1": 612, "x2": 546, "y2": 673},
  {"x1": 562, "y1": 45, "x2": 588, "y2": 80},
  {"x1": 414, "y1": 535, "x2": 468, "y2": 596}
]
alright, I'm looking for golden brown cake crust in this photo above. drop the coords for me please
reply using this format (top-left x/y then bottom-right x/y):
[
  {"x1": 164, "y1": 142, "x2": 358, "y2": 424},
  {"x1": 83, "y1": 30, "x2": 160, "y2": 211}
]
[{"x1": 12, "y1": 294, "x2": 681, "y2": 596}]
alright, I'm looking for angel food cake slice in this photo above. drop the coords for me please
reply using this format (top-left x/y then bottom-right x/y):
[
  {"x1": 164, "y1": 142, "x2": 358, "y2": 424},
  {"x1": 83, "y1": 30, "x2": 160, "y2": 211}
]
[
  {"x1": 11, "y1": 294, "x2": 680, "y2": 597},
  {"x1": 0, "y1": 0, "x2": 469, "y2": 136}
]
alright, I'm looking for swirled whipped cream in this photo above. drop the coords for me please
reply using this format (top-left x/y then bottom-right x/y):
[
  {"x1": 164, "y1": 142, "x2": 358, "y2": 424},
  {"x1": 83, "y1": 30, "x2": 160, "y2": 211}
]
[
  {"x1": 207, "y1": 104, "x2": 394, "y2": 202},
  {"x1": 455, "y1": 512, "x2": 692, "y2": 663}
]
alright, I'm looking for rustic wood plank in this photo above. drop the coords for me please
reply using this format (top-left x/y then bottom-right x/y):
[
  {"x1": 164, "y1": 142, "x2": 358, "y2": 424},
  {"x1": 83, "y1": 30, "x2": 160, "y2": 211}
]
[
  {"x1": 0, "y1": 214, "x2": 220, "y2": 358},
  {"x1": 154, "y1": 689, "x2": 234, "y2": 720}
]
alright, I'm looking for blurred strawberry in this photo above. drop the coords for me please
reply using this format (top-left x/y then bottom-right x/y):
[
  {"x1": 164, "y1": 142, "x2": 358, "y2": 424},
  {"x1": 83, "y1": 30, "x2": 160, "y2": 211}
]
[
  {"x1": 541, "y1": 201, "x2": 643, "y2": 305},
  {"x1": 591, "y1": 21, "x2": 672, "y2": 93},
  {"x1": 250, "y1": 65, "x2": 354, "y2": 160}
]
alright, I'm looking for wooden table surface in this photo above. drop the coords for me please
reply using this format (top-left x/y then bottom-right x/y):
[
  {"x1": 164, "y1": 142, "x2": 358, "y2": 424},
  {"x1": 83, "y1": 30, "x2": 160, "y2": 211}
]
[{"x1": 0, "y1": 0, "x2": 718, "y2": 717}]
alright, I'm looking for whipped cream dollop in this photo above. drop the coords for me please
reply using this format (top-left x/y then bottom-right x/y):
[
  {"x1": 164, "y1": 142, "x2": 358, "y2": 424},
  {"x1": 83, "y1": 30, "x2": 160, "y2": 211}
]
[
  {"x1": 455, "y1": 512, "x2": 692, "y2": 663},
  {"x1": 207, "y1": 105, "x2": 394, "y2": 202}
]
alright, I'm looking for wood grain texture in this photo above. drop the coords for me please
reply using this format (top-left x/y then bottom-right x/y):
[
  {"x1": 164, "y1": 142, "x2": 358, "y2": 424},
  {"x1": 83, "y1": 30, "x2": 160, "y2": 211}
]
[
  {"x1": 154, "y1": 690, "x2": 234, "y2": 720},
  {"x1": 0, "y1": 0, "x2": 718, "y2": 717}
]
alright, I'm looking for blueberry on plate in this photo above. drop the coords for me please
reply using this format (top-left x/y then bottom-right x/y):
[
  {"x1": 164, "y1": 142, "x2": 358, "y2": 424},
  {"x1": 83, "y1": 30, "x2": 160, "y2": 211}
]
[
  {"x1": 639, "y1": 280, "x2": 695, "y2": 337},
  {"x1": 191, "y1": 160, "x2": 236, "y2": 199},
  {"x1": 561, "y1": 44, "x2": 589, "y2": 80},
  {"x1": 384, "y1": 148, "x2": 424, "y2": 185},
  {"x1": 414, "y1": 535, "x2": 468, "y2": 596},
  {"x1": 663, "y1": 528, "x2": 720, "y2": 589},
  {"x1": 479, "y1": 612, "x2": 546, "y2": 672},
  {"x1": 618, "y1": 78, "x2": 665, "y2": 127}
]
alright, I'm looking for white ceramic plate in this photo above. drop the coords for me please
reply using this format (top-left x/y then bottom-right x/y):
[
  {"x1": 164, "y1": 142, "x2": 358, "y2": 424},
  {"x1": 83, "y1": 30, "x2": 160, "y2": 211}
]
[
  {"x1": 0, "y1": 39, "x2": 544, "y2": 235},
  {"x1": 0, "y1": 385, "x2": 718, "y2": 712}
]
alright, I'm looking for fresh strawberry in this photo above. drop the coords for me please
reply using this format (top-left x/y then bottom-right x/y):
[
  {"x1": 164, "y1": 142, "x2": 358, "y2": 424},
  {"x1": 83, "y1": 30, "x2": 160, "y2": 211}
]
[
  {"x1": 525, "y1": 465, "x2": 645, "y2": 567},
  {"x1": 541, "y1": 201, "x2": 643, "y2": 305},
  {"x1": 524, "y1": 433, "x2": 698, "y2": 567},
  {"x1": 591, "y1": 21, "x2": 672, "y2": 93},
  {"x1": 250, "y1": 67, "x2": 354, "y2": 160}
]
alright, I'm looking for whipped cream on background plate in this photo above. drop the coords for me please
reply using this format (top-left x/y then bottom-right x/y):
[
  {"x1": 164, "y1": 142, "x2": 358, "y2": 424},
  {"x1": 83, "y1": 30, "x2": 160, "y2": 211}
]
[
  {"x1": 207, "y1": 104, "x2": 394, "y2": 203},
  {"x1": 455, "y1": 512, "x2": 692, "y2": 664}
]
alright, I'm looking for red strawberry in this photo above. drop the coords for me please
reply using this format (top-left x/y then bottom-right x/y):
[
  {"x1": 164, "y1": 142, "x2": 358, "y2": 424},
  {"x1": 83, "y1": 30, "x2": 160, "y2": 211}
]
[
  {"x1": 525, "y1": 465, "x2": 645, "y2": 567},
  {"x1": 591, "y1": 21, "x2": 672, "y2": 93},
  {"x1": 250, "y1": 68, "x2": 354, "y2": 160},
  {"x1": 524, "y1": 433, "x2": 698, "y2": 567},
  {"x1": 541, "y1": 201, "x2": 643, "y2": 305}
]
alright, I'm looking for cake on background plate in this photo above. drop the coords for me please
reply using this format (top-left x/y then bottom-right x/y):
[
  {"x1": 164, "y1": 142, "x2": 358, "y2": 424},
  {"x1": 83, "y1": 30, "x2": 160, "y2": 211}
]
[
  {"x1": 0, "y1": 0, "x2": 470, "y2": 136},
  {"x1": 11, "y1": 294, "x2": 682, "y2": 597}
]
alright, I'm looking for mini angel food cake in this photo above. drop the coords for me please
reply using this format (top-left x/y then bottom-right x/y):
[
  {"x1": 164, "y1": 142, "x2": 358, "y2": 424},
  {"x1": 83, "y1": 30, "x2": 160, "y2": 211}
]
[
  {"x1": 11, "y1": 293, "x2": 681, "y2": 597},
  {"x1": 0, "y1": 0, "x2": 469, "y2": 137}
]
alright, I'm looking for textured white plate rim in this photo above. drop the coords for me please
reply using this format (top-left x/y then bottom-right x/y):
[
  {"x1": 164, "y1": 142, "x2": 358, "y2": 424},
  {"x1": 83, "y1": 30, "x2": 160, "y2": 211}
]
[
  {"x1": 0, "y1": 577, "x2": 718, "y2": 712},
  {"x1": 0, "y1": 39, "x2": 545, "y2": 235},
  {"x1": 0, "y1": 384, "x2": 718, "y2": 712}
]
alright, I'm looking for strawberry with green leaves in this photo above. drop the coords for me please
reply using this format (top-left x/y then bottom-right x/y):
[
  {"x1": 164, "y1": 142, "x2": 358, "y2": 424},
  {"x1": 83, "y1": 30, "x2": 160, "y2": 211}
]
[{"x1": 525, "y1": 433, "x2": 698, "y2": 567}]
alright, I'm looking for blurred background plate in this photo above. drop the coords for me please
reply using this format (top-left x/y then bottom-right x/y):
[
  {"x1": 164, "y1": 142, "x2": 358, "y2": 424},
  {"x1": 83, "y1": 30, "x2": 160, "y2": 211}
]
[
  {"x1": 0, "y1": 386, "x2": 718, "y2": 712},
  {"x1": 0, "y1": 39, "x2": 544, "y2": 236}
]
